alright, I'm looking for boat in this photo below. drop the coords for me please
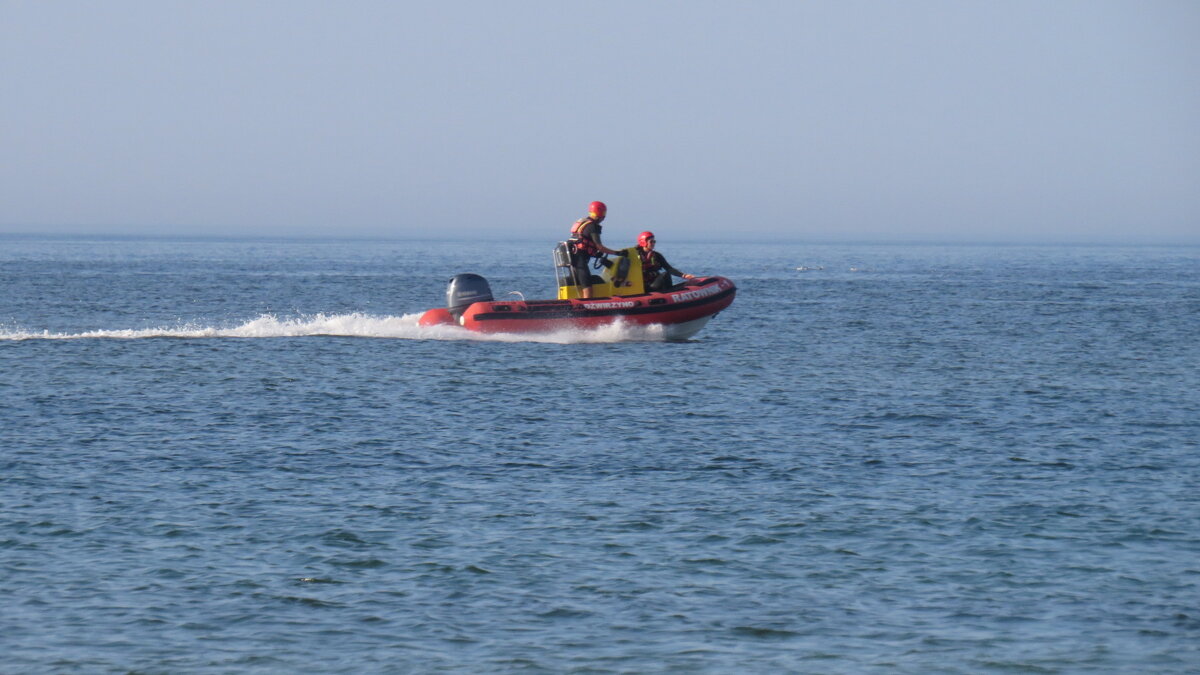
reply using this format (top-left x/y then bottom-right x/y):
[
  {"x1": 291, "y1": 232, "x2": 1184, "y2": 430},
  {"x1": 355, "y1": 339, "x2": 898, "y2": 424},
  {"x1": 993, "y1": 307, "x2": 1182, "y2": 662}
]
[{"x1": 418, "y1": 243, "x2": 736, "y2": 339}]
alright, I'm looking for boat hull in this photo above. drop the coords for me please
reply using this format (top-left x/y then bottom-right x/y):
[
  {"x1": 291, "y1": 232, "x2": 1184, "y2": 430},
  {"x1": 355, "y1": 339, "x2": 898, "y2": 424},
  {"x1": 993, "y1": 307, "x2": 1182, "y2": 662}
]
[{"x1": 419, "y1": 276, "x2": 736, "y2": 337}]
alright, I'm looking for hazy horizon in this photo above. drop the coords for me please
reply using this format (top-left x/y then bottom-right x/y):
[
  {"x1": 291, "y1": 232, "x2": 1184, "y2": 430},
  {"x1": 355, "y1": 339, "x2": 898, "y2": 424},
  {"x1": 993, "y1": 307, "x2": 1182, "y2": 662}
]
[{"x1": 3, "y1": 1, "x2": 1197, "y2": 245}]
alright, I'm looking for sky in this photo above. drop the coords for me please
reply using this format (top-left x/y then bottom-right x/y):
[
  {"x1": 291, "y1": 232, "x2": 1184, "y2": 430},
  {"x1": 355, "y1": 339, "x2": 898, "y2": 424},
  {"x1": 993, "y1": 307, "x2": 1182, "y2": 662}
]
[{"x1": 2, "y1": 1, "x2": 1198, "y2": 244}]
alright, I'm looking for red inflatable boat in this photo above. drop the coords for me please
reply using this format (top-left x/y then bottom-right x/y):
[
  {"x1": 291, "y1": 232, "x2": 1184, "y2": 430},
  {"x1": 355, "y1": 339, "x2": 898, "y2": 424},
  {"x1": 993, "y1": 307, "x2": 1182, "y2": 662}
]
[{"x1": 418, "y1": 245, "x2": 736, "y2": 339}]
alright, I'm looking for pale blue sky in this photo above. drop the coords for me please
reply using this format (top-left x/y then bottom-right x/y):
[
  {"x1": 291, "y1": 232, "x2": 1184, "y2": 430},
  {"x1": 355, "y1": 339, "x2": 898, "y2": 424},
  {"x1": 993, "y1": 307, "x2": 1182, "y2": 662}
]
[{"x1": 2, "y1": 1, "x2": 1198, "y2": 243}]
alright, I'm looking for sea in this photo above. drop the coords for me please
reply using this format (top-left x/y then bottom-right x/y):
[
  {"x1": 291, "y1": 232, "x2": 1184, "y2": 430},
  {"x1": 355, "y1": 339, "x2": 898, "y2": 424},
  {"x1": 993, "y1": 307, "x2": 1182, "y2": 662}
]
[{"x1": 2, "y1": 236, "x2": 1198, "y2": 673}]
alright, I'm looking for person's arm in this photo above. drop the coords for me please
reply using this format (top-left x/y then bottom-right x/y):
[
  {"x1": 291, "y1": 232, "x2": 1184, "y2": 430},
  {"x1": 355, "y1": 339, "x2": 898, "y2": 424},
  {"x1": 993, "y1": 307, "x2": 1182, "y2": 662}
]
[
  {"x1": 586, "y1": 223, "x2": 622, "y2": 255},
  {"x1": 595, "y1": 234, "x2": 623, "y2": 256},
  {"x1": 657, "y1": 252, "x2": 694, "y2": 279}
]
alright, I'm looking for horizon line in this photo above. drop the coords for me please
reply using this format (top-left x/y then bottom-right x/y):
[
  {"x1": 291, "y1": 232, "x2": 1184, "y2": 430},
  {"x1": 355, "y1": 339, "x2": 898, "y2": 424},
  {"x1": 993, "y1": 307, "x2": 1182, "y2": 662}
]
[{"x1": 2, "y1": 231, "x2": 1199, "y2": 248}]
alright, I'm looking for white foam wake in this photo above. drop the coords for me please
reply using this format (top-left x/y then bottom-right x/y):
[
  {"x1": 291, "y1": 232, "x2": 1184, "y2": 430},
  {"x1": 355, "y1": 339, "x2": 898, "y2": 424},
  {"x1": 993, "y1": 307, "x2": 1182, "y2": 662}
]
[{"x1": 0, "y1": 313, "x2": 666, "y2": 344}]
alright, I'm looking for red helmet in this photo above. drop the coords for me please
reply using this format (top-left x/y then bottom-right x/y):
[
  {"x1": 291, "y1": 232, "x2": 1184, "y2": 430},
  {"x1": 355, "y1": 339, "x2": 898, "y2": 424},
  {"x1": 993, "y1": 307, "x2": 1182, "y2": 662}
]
[
  {"x1": 588, "y1": 201, "x2": 607, "y2": 219},
  {"x1": 638, "y1": 231, "x2": 655, "y2": 248}
]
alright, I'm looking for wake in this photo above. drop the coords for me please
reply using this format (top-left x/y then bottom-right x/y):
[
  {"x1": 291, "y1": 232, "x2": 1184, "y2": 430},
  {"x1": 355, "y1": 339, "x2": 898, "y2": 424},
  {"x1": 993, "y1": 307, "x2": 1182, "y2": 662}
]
[{"x1": 0, "y1": 313, "x2": 666, "y2": 344}]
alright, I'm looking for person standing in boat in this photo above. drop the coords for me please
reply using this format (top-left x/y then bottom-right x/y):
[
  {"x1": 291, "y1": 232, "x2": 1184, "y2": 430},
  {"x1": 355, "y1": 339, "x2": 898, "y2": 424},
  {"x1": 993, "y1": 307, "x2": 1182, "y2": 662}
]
[
  {"x1": 568, "y1": 201, "x2": 623, "y2": 298},
  {"x1": 635, "y1": 231, "x2": 695, "y2": 292}
]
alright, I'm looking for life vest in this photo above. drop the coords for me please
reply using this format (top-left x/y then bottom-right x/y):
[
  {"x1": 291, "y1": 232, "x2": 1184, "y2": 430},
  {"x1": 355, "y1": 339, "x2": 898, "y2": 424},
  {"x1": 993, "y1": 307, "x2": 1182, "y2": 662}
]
[
  {"x1": 638, "y1": 247, "x2": 661, "y2": 282},
  {"x1": 569, "y1": 217, "x2": 603, "y2": 256}
]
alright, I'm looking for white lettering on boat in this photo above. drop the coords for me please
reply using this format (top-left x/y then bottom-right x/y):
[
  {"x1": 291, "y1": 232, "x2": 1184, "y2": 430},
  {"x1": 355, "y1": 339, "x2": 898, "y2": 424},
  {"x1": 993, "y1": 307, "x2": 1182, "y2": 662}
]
[
  {"x1": 588, "y1": 301, "x2": 637, "y2": 310},
  {"x1": 672, "y1": 284, "x2": 723, "y2": 303}
]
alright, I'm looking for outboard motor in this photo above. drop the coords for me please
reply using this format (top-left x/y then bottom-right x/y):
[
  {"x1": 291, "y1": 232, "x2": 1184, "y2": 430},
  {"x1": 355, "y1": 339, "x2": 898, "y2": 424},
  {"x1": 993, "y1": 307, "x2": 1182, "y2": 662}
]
[{"x1": 446, "y1": 273, "x2": 493, "y2": 319}]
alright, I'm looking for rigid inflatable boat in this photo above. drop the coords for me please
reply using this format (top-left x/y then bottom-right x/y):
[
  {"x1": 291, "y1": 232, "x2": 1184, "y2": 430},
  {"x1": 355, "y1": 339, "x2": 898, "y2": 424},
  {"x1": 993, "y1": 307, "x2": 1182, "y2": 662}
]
[{"x1": 418, "y1": 243, "x2": 736, "y2": 340}]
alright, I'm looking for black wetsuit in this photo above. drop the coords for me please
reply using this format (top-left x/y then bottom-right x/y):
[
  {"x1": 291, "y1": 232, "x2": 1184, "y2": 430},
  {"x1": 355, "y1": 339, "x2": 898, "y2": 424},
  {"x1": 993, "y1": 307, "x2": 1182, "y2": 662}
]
[{"x1": 638, "y1": 248, "x2": 685, "y2": 292}]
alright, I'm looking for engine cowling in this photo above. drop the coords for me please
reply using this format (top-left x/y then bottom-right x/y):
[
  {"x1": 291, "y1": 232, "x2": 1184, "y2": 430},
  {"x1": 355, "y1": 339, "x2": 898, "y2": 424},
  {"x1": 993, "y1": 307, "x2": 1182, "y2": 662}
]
[{"x1": 445, "y1": 274, "x2": 493, "y2": 319}]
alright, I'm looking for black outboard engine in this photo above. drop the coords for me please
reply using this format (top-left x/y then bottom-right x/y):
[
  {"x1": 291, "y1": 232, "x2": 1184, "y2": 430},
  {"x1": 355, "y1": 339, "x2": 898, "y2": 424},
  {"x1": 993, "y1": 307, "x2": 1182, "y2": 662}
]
[{"x1": 446, "y1": 273, "x2": 493, "y2": 319}]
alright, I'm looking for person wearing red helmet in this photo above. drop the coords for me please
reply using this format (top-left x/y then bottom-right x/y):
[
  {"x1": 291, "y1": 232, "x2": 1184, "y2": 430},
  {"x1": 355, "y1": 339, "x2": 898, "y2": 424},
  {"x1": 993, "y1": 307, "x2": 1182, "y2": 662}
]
[
  {"x1": 635, "y1": 230, "x2": 694, "y2": 293},
  {"x1": 567, "y1": 201, "x2": 622, "y2": 298}
]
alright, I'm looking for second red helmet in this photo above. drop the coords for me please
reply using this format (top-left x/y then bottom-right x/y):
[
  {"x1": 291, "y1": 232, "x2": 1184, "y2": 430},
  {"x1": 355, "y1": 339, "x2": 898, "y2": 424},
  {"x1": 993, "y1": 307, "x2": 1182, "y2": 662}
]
[
  {"x1": 638, "y1": 231, "x2": 655, "y2": 248},
  {"x1": 589, "y1": 201, "x2": 607, "y2": 219}
]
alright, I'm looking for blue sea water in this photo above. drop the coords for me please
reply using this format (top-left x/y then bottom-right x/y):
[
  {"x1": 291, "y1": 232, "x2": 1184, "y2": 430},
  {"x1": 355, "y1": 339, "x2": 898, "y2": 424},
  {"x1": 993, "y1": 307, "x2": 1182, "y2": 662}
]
[{"x1": 2, "y1": 236, "x2": 1198, "y2": 673}]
